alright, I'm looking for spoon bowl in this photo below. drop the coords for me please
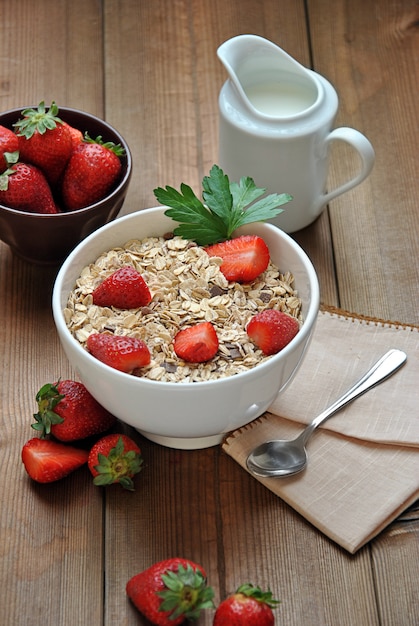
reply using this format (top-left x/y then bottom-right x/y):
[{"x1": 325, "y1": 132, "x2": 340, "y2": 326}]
[{"x1": 247, "y1": 349, "x2": 407, "y2": 477}]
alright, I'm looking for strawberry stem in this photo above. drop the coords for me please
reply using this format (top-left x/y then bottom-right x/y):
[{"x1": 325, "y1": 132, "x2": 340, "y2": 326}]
[
  {"x1": 83, "y1": 132, "x2": 125, "y2": 157},
  {"x1": 14, "y1": 101, "x2": 63, "y2": 138},
  {"x1": 32, "y1": 382, "x2": 65, "y2": 438},
  {"x1": 236, "y1": 583, "x2": 281, "y2": 608},
  {"x1": 158, "y1": 564, "x2": 215, "y2": 619},
  {"x1": 92, "y1": 436, "x2": 142, "y2": 490}
]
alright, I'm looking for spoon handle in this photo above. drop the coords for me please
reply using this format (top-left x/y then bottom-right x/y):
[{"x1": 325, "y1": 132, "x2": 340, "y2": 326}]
[{"x1": 300, "y1": 349, "x2": 407, "y2": 445}]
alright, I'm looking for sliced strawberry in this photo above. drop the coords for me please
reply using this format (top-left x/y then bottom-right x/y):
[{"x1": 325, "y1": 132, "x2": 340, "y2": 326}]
[
  {"x1": 173, "y1": 321, "x2": 219, "y2": 363},
  {"x1": 21, "y1": 438, "x2": 89, "y2": 483},
  {"x1": 206, "y1": 234, "x2": 270, "y2": 283},
  {"x1": 86, "y1": 333, "x2": 151, "y2": 372},
  {"x1": 88, "y1": 434, "x2": 142, "y2": 490},
  {"x1": 247, "y1": 309, "x2": 299, "y2": 355},
  {"x1": 92, "y1": 266, "x2": 152, "y2": 309}
]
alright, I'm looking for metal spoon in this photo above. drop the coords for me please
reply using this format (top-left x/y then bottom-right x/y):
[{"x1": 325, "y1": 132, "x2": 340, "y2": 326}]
[{"x1": 246, "y1": 349, "x2": 407, "y2": 478}]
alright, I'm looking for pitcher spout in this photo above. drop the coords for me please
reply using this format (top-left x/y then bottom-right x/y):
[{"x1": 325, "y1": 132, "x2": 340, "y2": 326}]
[{"x1": 217, "y1": 35, "x2": 320, "y2": 119}]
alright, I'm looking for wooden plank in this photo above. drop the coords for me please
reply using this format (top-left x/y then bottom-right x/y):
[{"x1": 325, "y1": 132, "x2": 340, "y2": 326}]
[
  {"x1": 308, "y1": 0, "x2": 419, "y2": 323},
  {"x1": 104, "y1": 439, "x2": 221, "y2": 625},
  {"x1": 0, "y1": 256, "x2": 106, "y2": 626},
  {"x1": 371, "y1": 519, "x2": 419, "y2": 626},
  {"x1": 0, "y1": 0, "x2": 104, "y2": 115},
  {"x1": 0, "y1": 1, "x2": 106, "y2": 624},
  {"x1": 103, "y1": 0, "x2": 202, "y2": 213},
  {"x1": 309, "y1": 1, "x2": 419, "y2": 624}
]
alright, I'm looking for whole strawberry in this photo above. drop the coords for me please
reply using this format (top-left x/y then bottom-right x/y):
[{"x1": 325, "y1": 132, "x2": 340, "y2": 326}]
[
  {"x1": 22, "y1": 437, "x2": 89, "y2": 483},
  {"x1": 62, "y1": 121, "x2": 83, "y2": 149},
  {"x1": 88, "y1": 434, "x2": 143, "y2": 490},
  {"x1": 0, "y1": 152, "x2": 59, "y2": 214},
  {"x1": 213, "y1": 584, "x2": 280, "y2": 626},
  {"x1": 62, "y1": 134, "x2": 124, "y2": 210},
  {"x1": 0, "y1": 124, "x2": 19, "y2": 172},
  {"x1": 126, "y1": 558, "x2": 214, "y2": 625},
  {"x1": 14, "y1": 101, "x2": 73, "y2": 186},
  {"x1": 92, "y1": 266, "x2": 152, "y2": 309},
  {"x1": 86, "y1": 333, "x2": 151, "y2": 373},
  {"x1": 32, "y1": 380, "x2": 116, "y2": 441}
]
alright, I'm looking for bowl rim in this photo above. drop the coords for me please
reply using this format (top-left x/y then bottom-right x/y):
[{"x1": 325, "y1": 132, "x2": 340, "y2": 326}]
[
  {"x1": 0, "y1": 105, "x2": 132, "y2": 217},
  {"x1": 53, "y1": 206, "x2": 320, "y2": 388}
]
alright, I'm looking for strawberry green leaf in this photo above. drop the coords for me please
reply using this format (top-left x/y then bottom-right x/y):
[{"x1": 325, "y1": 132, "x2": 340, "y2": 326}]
[
  {"x1": 14, "y1": 101, "x2": 63, "y2": 138},
  {"x1": 236, "y1": 583, "x2": 281, "y2": 608},
  {"x1": 83, "y1": 133, "x2": 126, "y2": 157},
  {"x1": 158, "y1": 564, "x2": 215, "y2": 620},
  {"x1": 32, "y1": 382, "x2": 65, "y2": 438}
]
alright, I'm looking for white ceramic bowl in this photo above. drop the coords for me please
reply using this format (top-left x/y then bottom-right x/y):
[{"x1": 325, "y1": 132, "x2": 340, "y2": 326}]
[{"x1": 52, "y1": 206, "x2": 320, "y2": 449}]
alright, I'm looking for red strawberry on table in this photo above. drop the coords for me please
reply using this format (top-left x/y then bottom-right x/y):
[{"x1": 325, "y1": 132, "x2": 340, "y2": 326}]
[
  {"x1": 126, "y1": 558, "x2": 214, "y2": 625},
  {"x1": 21, "y1": 437, "x2": 89, "y2": 483},
  {"x1": 62, "y1": 134, "x2": 124, "y2": 210},
  {"x1": 213, "y1": 583, "x2": 280, "y2": 626},
  {"x1": 14, "y1": 101, "x2": 73, "y2": 186},
  {"x1": 247, "y1": 309, "x2": 299, "y2": 355},
  {"x1": 0, "y1": 152, "x2": 59, "y2": 214},
  {"x1": 206, "y1": 234, "x2": 270, "y2": 283},
  {"x1": 32, "y1": 380, "x2": 116, "y2": 441},
  {"x1": 173, "y1": 321, "x2": 219, "y2": 363},
  {"x1": 0, "y1": 124, "x2": 19, "y2": 172},
  {"x1": 92, "y1": 266, "x2": 152, "y2": 308},
  {"x1": 88, "y1": 434, "x2": 143, "y2": 490},
  {"x1": 86, "y1": 332, "x2": 151, "y2": 372}
]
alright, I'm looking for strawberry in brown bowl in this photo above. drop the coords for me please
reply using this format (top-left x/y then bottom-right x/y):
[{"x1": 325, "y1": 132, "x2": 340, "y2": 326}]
[{"x1": 0, "y1": 102, "x2": 132, "y2": 265}]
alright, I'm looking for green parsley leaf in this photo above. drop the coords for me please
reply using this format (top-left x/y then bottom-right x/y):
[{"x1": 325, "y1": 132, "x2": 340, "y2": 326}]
[{"x1": 153, "y1": 164, "x2": 292, "y2": 245}]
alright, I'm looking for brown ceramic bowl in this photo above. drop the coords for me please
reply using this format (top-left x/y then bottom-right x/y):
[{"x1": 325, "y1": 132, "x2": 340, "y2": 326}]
[{"x1": 0, "y1": 106, "x2": 132, "y2": 265}]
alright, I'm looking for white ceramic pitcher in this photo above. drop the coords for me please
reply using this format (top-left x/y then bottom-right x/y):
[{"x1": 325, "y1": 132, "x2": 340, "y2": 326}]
[{"x1": 218, "y1": 35, "x2": 375, "y2": 233}]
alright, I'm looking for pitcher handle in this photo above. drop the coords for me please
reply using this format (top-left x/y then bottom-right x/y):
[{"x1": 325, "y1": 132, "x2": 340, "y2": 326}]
[{"x1": 322, "y1": 127, "x2": 375, "y2": 205}]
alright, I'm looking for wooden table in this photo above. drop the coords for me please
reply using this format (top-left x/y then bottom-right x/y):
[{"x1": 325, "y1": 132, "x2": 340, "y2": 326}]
[{"x1": 1, "y1": 1, "x2": 418, "y2": 624}]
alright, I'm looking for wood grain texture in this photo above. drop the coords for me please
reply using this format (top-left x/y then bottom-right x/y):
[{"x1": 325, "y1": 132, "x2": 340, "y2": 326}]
[
  {"x1": 308, "y1": 0, "x2": 419, "y2": 323},
  {"x1": 0, "y1": 0, "x2": 417, "y2": 625}
]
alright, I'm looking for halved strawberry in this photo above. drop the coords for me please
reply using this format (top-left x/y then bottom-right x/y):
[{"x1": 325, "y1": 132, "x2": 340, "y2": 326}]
[
  {"x1": 205, "y1": 234, "x2": 270, "y2": 283},
  {"x1": 247, "y1": 309, "x2": 300, "y2": 355},
  {"x1": 173, "y1": 321, "x2": 219, "y2": 363},
  {"x1": 92, "y1": 266, "x2": 152, "y2": 309},
  {"x1": 21, "y1": 438, "x2": 89, "y2": 483},
  {"x1": 86, "y1": 333, "x2": 151, "y2": 372}
]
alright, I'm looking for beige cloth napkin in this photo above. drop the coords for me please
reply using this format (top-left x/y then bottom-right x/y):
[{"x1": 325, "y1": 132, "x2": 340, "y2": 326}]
[{"x1": 222, "y1": 308, "x2": 419, "y2": 553}]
